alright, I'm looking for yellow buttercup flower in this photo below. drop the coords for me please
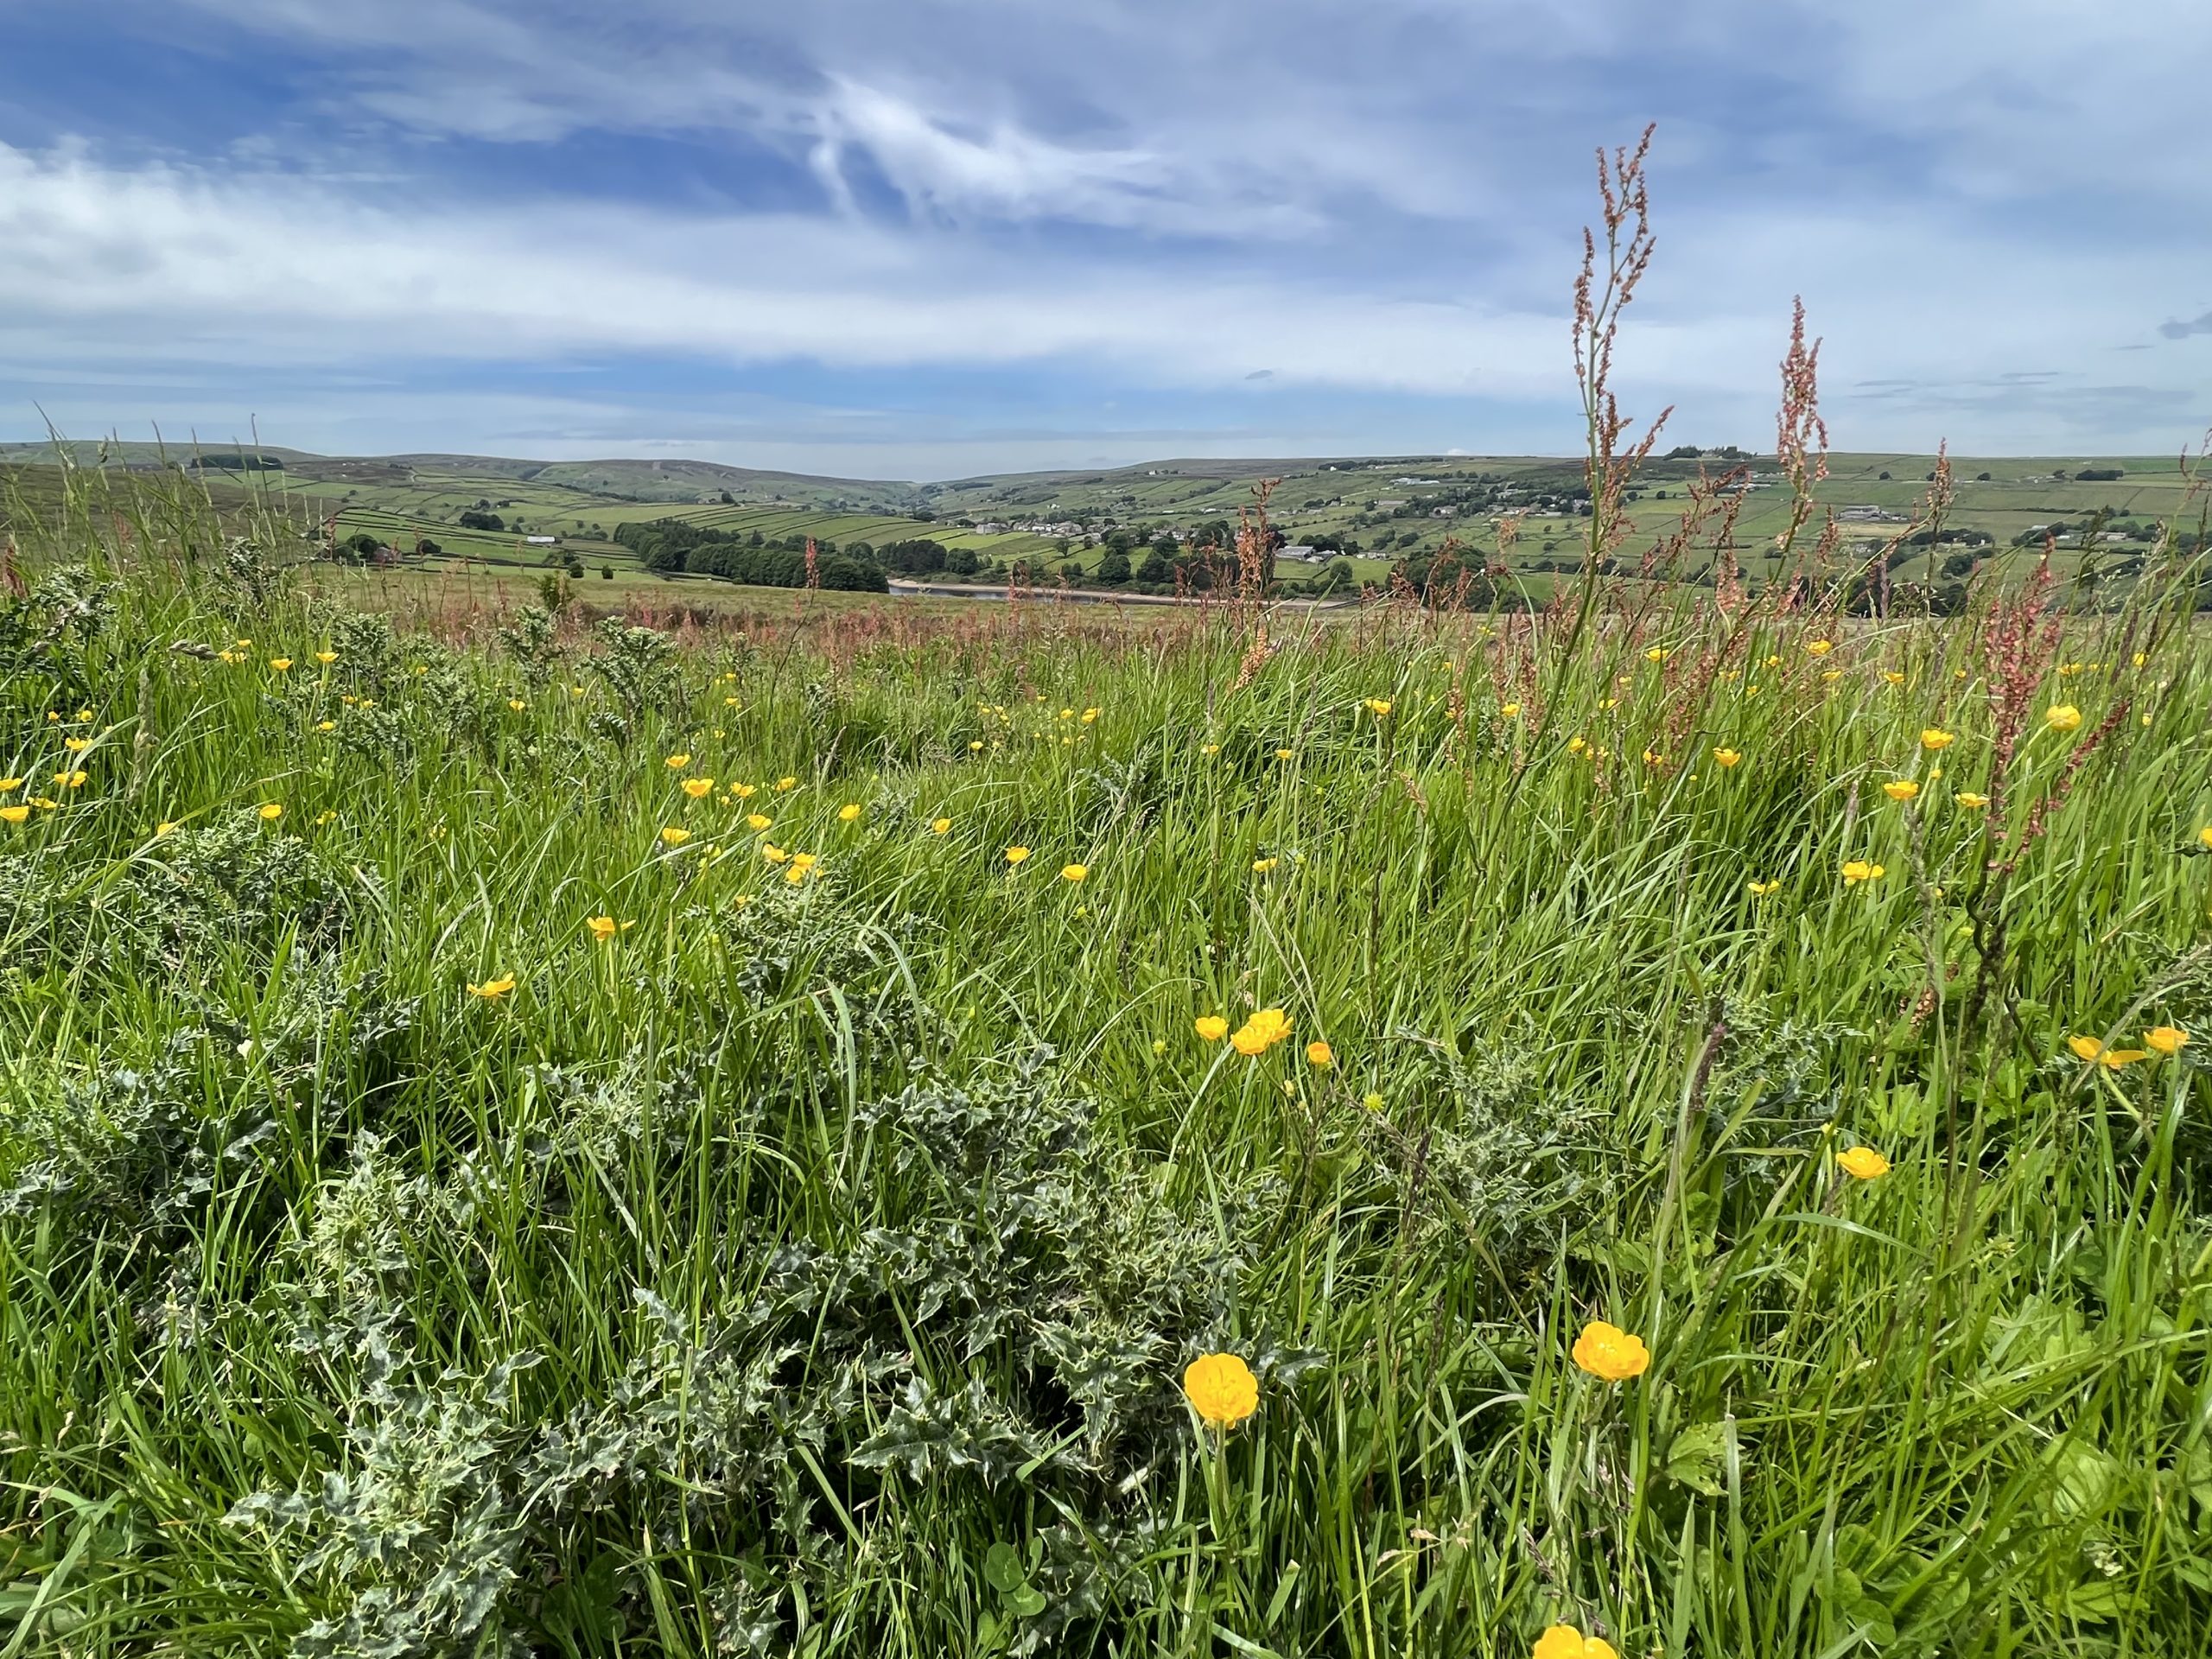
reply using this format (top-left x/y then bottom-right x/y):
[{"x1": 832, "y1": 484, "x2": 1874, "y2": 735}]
[
  {"x1": 930, "y1": 817, "x2": 951, "y2": 835},
  {"x1": 63, "y1": 736, "x2": 89, "y2": 753},
  {"x1": 1005, "y1": 845, "x2": 1031, "y2": 865},
  {"x1": 269, "y1": 658, "x2": 292, "y2": 671},
  {"x1": 776, "y1": 775, "x2": 798, "y2": 791},
  {"x1": 1363, "y1": 697, "x2": 1393, "y2": 716},
  {"x1": 1081, "y1": 707, "x2": 1100, "y2": 724},
  {"x1": 1195, "y1": 1015, "x2": 1230, "y2": 1043},
  {"x1": 2200, "y1": 826, "x2": 2212, "y2": 850},
  {"x1": 1181, "y1": 1353, "x2": 1258, "y2": 1429},
  {"x1": 1712, "y1": 747, "x2": 1741, "y2": 768},
  {"x1": 1200, "y1": 742, "x2": 1221, "y2": 755},
  {"x1": 659, "y1": 826, "x2": 691, "y2": 847},
  {"x1": 665, "y1": 753, "x2": 691, "y2": 769},
  {"x1": 1251, "y1": 857, "x2": 1278, "y2": 874},
  {"x1": 586, "y1": 915, "x2": 633, "y2": 943},
  {"x1": 1747, "y1": 879, "x2": 1780, "y2": 897},
  {"x1": 838, "y1": 803, "x2": 862, "y2": 822},
  {"x1": 1274, "y1": 747, "x2": 1294, "y2": 760},
  {"x1": 1955, "y1": 791, "x2": 1989, "y2": 810},
  {"x1": 1921, "y1": 728, "x2": 1955, "y2": 750},
  {"x1": 314, "y1": 810, "x2": 335, "y2": 826},
  {"x1": 1060, "y1": 862, "x2": 1088, "y2": 883},
  {"x1": 1571, "y1": 1320, "x2": 1650, "y2": 1382},
  {"x1": 730, "y1": 783, "x2": 756, "y2": 799},
  {"x1": 1534, "y1": 1625, "x2": 1618, "y2": 1659},
  {"x1": 1645, "y1": 645, "x2": 1667, "y2": 663},
  {"x1": 467, "y1": 975, "x2": 518, "y2": 999},
  {"x1": 1836, "y1": 1146, "x2": 1891, "y2": 1179},
  {"x1": 258, "y1": 803, "x2": 283, "y2": 821},
  {"x1": 1883, "y1": 779, "x2": 1919, "y2": 802},
  {"x1": 0, "y1": 805, "x2": 29, "y2": 825},
  {"x1": 1841, "y1": 859, "x2": 1885, "y2": 885},
  {"x1": 1807, "y1": 639, "x2": 1834, "y2": 656},
  {"x1": 1305, "y1": 1040, "x2": 1334, "y2": 1069},
  {"x1": 316, "y1": 720, "x2": 336, "y2": 732},
  {"x1": 1230, "y1": 1007, "x2": 1293, "y2": 1056},
  {"x1": 1883, "y1": 671, "x2": 1906, "y2": 686},
  {"x1": 315, "y1": 650, "x2": 337, "y2": 664},
  {"x1": 0, "y1": 779, "x2": 20, "y2": 791},
  {"x1": 745, "y1": 812, "x2": 771, "y2": 831},
  {"x1": 683, "y1": 778, "x2": 715, "y2": 799},
  {"x1": 2069, "y1": 1034, "x2": 2145, "y2": 1069},
  {"x1": 1500, "y1": 702, "x2": 1521, "y2": 718},
  {"x1": 54, "y1": 771, "x2": 87, "y2": 789},
  {"x1": 2144, "y1": 1026, "x2": 2189, "y2": 1058},
  {"x1": 155, "y1": 819, "x2": 178, "y2": 836},
  {"x1": 507, "y1": 698, "x2": 526, "y2": 712},
  {"x1": 761, "y1": 843, "x2": 790, "y2": 864},
  {"x1": 2044, "y1": 704, "x2": 2082, "y2": 733}
]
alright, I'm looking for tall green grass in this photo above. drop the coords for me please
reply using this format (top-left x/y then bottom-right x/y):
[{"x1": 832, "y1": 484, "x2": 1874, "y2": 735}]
[{"x1": 1, "y1": 466, "x2": 2208, "y2": 1657}]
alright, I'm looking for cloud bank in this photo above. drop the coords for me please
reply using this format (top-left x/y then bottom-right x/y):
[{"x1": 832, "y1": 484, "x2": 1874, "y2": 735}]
[{"x1": 0, "y1": 1, "x2": 2205, "y2": 474}]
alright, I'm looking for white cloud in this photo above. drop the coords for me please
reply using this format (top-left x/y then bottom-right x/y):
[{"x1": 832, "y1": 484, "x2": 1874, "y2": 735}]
[
  {"x1": 0, "y1": 141, "x2": 1566, "y2": 393},
  {"x1": 7, "y1": 2, "x2": 2211, "y2": 467},
  {"x1": 3, "y1": 134, "x2": 2208, "y2": 467}
]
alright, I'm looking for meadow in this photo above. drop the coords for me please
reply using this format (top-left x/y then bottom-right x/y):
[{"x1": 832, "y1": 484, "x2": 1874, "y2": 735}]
[
  {"x1": 2, "y1": 446, "x2": 2210, "y2": 1659},
  {"x1": 6, "y1": 132, "x2": 2212, "y2": 1654}
]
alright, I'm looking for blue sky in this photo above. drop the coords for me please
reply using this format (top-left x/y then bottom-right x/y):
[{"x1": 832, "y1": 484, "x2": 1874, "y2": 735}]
[{"x1": 1, "y1": 0, "x2": 2206, "y2": 479}]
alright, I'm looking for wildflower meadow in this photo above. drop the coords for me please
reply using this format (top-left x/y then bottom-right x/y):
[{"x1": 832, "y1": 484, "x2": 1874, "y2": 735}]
[{"x1": 3, "y1": 154, "x2": 2210, "y2": 1659}]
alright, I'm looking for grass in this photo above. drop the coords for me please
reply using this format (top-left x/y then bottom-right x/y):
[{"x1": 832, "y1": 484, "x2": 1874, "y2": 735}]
[{"x1": 0, "y1": 460, "x2": 2209, "y2": 1658}]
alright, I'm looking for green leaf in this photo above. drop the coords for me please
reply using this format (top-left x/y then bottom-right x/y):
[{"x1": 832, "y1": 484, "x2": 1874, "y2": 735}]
[
  {"x1": 1005, "y1": 1583, "x2": 1047, "y2": 1618},
  {"x1": 2049, "y1": 1441, "x2": 2120, "y2": 1520},
  {"x1": 2060, "y1": 1577, "x2": 2130, "y2": 1622},
  {"x1": 1842, "y1": 1595, "x2": 1897, "y2": 1646},
  {"x1": 1664, "y1": 1421, "x2": 1730, "y2": 1496},
  {"x1": 2183, "y1": 1440, "x2": 2212, "y2": 1514},
  {"x1": 982, "y1": 1541, "x2": 1026, "y2": 1595}
]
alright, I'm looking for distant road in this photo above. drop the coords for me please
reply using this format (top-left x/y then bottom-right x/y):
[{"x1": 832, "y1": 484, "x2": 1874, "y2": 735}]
[{"x1": 887, "y1": 580, "x2": 1357, "y2": 611}]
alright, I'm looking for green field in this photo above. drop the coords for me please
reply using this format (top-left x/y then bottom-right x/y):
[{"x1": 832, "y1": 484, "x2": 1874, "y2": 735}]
[
  {"x1": 2, "y1": 468, "x2": 2209, "y2": 1657},
  {"x1": 12, "y1": 442, "x2": 2194, "y2": 608}
]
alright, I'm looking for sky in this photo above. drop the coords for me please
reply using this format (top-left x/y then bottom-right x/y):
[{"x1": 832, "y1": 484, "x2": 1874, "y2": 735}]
[{"x1": 1, "y1": 0, "x2": 2207, "y2": 480}]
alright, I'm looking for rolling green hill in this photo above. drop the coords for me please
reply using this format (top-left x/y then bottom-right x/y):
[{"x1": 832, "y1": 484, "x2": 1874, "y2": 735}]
[{"x1": 6, "y1": 442, "x2": 2200, "y2": 605}]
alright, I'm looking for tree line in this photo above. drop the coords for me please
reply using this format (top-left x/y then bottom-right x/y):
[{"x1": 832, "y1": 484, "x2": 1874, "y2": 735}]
[{"x1": 612, "y1": 521, "x2": 888, "y2": 592}]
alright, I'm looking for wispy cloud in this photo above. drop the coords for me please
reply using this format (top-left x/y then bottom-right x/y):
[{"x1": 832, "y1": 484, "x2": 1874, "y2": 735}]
[{"x1": 2, "y1": 1, "x2": 2208, "y2": 472}]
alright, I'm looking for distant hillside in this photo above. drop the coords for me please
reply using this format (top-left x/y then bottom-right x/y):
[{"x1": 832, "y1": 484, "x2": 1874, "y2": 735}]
[{"x1": 6, "y1": 440, "x2": 2198, "y2": 608}]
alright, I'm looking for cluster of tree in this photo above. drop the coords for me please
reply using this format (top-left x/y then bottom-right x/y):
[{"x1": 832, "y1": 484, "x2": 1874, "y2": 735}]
[
  {"x1": 874, "y1": 537, "x2": 982, "y2": 577},
  {"x1": 188, "y1": 453, "x2": 285, "y2": 472},
  {"x1": 2011, "y1": 518, "x2": 2159, "y2": 547},
  {"x1": 1390, "y1": 550, "x2": 1537, "y2": 611},
  {"x1": 1898, "y1": 527, "x2": 1994, "y2": 547},
  {"x1": 613, "y1": 519, "x2": 887, "y2": 592},
  {"x1": 458, "y1": 510, "x2": 505, "y2": 531},
  {"x1": 2075, "y1": 467, "x2": 2126, "y2": 482}
]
